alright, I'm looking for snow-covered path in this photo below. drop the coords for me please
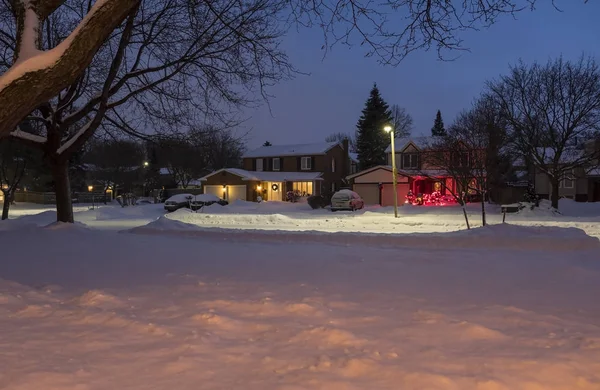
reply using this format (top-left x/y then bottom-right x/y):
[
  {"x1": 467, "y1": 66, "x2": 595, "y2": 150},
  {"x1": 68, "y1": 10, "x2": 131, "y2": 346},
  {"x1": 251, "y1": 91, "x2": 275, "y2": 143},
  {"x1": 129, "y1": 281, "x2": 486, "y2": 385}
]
[{"x1": 1, "y1": 220, "x2": 600, "y2": 389}]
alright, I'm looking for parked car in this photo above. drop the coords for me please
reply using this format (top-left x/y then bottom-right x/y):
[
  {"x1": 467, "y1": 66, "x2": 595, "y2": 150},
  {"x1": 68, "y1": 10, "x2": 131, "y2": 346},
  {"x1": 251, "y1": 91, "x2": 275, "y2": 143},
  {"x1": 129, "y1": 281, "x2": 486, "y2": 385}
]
[
  {"x1": 190, "y1": 194, "x2": 228, "y2": 210},
  {"x1": 330, "y1": 189, "x2": 364, "y2": 212},
  {"x1": 164, "y1": 194, "x2": 193, "y2": 212}
]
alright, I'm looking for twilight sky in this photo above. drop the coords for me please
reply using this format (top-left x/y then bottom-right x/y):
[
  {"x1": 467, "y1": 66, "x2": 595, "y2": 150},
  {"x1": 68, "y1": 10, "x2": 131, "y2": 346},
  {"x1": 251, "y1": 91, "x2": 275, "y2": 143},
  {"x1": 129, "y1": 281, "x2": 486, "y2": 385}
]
[{"x1": 242, "y1": 1, "x2": 599, "y2": 149}]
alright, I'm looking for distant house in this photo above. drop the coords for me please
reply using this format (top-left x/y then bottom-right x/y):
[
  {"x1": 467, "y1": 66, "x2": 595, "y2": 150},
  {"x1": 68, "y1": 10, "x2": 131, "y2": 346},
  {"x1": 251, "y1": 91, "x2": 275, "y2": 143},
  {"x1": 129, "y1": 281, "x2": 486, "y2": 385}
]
[
  {"x1": 348, "y1": 136, "x2": 482, "y2": 206},
  {"x1": 530, "y1": 140, "x2": 600, "y2": 202},
  {"x1": 199, "y1": 140, "x2": 352, "y2": 201}
]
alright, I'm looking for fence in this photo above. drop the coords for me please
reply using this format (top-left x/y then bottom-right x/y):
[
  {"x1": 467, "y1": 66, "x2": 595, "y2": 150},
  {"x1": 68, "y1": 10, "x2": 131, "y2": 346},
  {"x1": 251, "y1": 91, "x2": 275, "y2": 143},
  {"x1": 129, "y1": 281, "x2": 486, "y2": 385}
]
[{"x1": 13, "y1": 191, "x2": 109, "y2": 205}]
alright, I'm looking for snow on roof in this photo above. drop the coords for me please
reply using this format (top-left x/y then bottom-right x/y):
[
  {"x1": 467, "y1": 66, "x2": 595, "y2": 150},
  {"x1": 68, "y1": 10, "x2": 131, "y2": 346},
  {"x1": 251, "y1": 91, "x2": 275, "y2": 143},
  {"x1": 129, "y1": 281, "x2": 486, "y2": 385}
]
[
  {"x1": 243, "y1": 142, "x2": 339, "y2": 158},
  {"x1": 200, "y1": 168, "x2": 323, "y2": 182},
  {"x1": 385, "y1": 136, "x2": 440, "y2": 153}
]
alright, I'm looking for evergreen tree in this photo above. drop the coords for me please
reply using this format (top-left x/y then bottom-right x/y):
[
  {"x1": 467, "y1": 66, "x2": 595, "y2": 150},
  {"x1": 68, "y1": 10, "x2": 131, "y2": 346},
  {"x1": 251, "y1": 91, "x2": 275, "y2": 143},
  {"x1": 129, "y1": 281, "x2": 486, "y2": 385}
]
[
  {"x1": 263, "y1": 141, "x2": 272, "y2": 147},
  {"x1": 355, "y1": 83, "x2": 393, "y2": 170},
  {"x1": 431, "y1": 110, "x2": 446, "y2": 136}
]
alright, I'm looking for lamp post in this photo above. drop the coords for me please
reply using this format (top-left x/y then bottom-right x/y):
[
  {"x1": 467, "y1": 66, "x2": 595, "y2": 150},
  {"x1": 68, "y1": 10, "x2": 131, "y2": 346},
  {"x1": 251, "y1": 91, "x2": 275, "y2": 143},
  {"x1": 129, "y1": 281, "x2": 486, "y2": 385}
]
[
  {"x1": 88, "y1": 185, "x2": 95, "y2": 210},
  {"x1": 384, "y1": 125, "x2": 398, "y2": 218}
]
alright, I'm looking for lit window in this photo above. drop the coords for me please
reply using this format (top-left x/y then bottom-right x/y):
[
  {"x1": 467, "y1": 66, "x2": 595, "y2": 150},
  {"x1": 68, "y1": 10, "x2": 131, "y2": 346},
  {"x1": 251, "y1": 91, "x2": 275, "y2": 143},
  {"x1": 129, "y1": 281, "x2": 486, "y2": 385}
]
[
  {"x1": 273, "y1": 158, "x2": 281, "y2": 171},
  {"x1": 301, "y1": 157, "x2": 311, "y2": 170},
  {"x1": 256, "y1": 159, "x2": 263, "y2": 171},
  {"x1": 293, "y1": 182, "x2": 313, "y2": 196}
]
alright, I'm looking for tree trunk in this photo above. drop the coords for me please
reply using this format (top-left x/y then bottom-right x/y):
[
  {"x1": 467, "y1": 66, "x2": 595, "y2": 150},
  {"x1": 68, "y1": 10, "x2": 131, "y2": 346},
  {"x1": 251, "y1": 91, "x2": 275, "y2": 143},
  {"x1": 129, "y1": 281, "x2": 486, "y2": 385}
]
[
  {"x1": 461, "y1": 202, "x2": 471, "y2": 230},
  {"x1": 550, "y1": 177, "x2": 560, "y2": 210},
  {"x1": 52, "y1": 158, "x2": 74, "y2": 223},
  {"x1": 1, "y1": 190, "x2": 10, "y2": 220},
  {"x1": 480, "y1": 192, "x2": 486, "y2": 226}
]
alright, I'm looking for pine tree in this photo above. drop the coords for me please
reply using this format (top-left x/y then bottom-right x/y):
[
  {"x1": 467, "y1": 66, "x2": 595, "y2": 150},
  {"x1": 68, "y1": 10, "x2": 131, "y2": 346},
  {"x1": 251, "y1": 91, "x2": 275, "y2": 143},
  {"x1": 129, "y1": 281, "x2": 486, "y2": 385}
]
[
  {"x1": 263, "y1": 141, "x2": 272, "y2": 147},
  {"x1": 355, "y1": 83, "x2": 393, "y2": 170},
  {"x1": 431, "y1": 110, "x2": 446, "y2": 136}
]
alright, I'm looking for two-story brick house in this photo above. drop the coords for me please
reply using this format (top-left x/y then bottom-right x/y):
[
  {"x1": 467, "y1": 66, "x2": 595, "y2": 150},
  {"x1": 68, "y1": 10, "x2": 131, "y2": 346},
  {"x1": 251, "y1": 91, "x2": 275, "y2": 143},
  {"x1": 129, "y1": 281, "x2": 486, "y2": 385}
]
[{"x1": 199, "y1": 140, "x2": 350, "y2": 201}]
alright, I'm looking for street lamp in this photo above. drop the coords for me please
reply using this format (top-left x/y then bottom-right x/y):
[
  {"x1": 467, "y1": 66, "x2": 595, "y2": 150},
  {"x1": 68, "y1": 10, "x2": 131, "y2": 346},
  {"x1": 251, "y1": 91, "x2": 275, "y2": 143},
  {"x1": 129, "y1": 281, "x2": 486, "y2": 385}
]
[
  {"x1": 87, "y1": 185, "x2": 95, "y2": 210},
  {"x1": 143, "y1": 161, "x2": 149, "y2": 167},
  {"x1": 384, "y1": 125, "x2": 398, "y2": 218}
]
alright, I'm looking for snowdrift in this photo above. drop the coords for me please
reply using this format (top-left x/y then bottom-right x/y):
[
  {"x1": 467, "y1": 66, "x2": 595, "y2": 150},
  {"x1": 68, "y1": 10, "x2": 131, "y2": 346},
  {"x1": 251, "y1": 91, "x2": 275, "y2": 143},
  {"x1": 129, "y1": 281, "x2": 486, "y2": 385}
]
[{"x1": 129, "y1": 221, "x2": 599, "y2": 252}]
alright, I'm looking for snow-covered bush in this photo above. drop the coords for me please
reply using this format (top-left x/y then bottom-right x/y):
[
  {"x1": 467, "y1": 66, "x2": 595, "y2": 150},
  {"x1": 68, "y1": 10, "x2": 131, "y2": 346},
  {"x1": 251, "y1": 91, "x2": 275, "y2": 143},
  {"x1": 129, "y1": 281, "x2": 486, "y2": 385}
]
[{"x1": 307, "y1": 195, "x2": 329, "y2": 209}]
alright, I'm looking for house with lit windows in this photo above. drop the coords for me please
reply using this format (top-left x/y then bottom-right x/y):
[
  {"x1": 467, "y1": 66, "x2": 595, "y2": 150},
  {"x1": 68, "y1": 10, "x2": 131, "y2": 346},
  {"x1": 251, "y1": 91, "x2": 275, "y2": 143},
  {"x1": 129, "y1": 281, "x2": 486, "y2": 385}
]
[
  {"x1": 199, "y1": 140, "x2": 351, "y2": 201},
  {"x1": 347, "y1": 136, "x2": 476, "y2": 206}
]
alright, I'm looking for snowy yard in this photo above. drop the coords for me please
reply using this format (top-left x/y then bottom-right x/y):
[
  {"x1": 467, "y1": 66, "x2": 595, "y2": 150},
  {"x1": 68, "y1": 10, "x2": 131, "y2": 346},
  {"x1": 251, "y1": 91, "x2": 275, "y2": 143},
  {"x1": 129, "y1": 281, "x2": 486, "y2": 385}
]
[{"x1": 1, "y1": 201, "x2": 600, "y2": 389}]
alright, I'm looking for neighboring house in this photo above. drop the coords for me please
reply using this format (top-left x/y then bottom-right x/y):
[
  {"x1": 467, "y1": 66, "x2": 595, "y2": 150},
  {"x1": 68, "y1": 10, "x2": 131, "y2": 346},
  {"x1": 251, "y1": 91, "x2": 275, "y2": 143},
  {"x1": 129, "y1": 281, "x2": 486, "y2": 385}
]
[
  {"x1": 348, "y1": 136, "x2": 484, "y2": 206},
  {"x1": 199, "y1": 140, "x2": 351, "y2": 202},
  {"x1": 531, "y1": 140, "x2": 600, "y2": 202}
]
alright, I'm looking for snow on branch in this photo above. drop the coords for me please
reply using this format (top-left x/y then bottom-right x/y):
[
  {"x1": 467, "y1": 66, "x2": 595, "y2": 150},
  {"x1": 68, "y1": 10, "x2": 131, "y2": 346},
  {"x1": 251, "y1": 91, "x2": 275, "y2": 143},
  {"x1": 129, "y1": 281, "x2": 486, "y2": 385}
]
[
  {"x1": 10, "y1": 128, "x2": 47, "y2": 144},
  {"x1": 0, "y1": 0, "x2": 140, "y2": 138}
]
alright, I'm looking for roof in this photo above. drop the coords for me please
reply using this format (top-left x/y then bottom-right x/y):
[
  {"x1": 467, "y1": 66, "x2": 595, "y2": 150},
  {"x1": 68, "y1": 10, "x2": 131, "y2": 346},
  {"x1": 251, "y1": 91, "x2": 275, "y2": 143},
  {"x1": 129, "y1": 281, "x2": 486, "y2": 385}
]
[
  {"x1": 385, "y1": 136, "x2": 440, "y2": 153},
  {"x1": 347, "y1": 165, "x2": 454, "y2": 180},
  {"x1": 243, "y1": 142, "x2": 339, "y2": 158},
  {"x1": 200, "y1": 168, "x2": 323, "y2": 182}
]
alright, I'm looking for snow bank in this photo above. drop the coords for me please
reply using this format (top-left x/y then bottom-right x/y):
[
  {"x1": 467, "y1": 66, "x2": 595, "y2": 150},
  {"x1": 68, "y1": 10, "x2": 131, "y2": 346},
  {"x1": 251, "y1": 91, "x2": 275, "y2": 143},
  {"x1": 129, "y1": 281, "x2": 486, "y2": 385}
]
[
  {"x1": 95, "y1": 204, "x2": 163, "y2": 221},
  {"x1": 129, "y1": 215, "x2": 202, "y2": 233},
  {"x1": 129, "y1": 221, "x2": 599, "y2": 252}
]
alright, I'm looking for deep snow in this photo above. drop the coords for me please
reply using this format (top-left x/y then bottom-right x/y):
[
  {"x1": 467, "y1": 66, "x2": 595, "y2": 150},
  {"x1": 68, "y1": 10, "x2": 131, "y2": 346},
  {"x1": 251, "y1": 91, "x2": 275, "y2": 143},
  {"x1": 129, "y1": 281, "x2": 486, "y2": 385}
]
[{"x1": 1, "y1": 201, "x2": 600, "y2": 389}]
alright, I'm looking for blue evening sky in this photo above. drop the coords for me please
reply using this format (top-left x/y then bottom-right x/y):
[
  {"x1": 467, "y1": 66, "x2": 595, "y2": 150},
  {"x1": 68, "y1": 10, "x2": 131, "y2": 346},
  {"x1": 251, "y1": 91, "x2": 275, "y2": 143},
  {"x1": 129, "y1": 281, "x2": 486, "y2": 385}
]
[{"x1": 242, "y1": 1, "x2": 599, "y2": 149}]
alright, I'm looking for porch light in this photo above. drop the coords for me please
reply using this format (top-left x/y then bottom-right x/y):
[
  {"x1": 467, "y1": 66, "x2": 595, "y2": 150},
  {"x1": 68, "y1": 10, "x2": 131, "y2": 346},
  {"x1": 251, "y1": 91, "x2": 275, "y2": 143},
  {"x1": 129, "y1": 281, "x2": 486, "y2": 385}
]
[
  {"x1": 87, "y1": 185, "x2": 93, "y2": 192},
  {"x1": 222, "y1": 185, "x2": 227, "y2": 192},
  {"x1": 257, "y1": 185, "x2": 262, "y2": 191},
  {"x1": 143, "y1": 161, "x2": 149, "y2": 167}
]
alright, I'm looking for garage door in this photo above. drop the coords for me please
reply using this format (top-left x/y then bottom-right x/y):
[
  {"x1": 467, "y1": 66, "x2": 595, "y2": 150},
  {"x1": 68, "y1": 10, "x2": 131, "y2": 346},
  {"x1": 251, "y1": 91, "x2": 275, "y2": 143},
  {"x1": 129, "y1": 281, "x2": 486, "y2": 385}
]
[
  {"x1": 226, "y1": 185, "x2": 247, "y2": 201},
  {"x1": 204, "y1": 185, "x2": 224, "y2": 198},
  {"x1": 381, "y1": 184, "x2": 409, "y2": 207},
  {"x1": 353, "y1": 184, "x2": 380, "y2": 205}
]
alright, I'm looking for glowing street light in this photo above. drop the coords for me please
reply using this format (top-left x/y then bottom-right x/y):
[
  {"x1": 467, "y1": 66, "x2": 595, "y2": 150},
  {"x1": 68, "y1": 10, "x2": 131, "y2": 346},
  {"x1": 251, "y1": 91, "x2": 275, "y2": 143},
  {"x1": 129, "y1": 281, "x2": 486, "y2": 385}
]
[
  {"x1": 384, "y1": 125, "x2": 398, "y2": 218},
  {"x1": 143, "y1": 161, "x2": 149, "y2": 167}
]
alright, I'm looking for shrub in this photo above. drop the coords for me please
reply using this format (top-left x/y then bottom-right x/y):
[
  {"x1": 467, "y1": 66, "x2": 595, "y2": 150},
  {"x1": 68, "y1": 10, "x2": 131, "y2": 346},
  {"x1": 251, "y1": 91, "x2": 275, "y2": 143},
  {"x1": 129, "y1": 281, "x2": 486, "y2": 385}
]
[{"x1": 307, "y1": 195, "x2": 329, "y2": 209}]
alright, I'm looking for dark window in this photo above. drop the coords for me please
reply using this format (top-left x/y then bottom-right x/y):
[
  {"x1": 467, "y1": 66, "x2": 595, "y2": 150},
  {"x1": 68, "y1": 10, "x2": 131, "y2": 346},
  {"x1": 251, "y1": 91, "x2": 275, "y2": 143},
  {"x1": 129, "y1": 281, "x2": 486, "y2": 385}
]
[{"x1": 402, "y1": 153, "x2": 418, "y2": 169}]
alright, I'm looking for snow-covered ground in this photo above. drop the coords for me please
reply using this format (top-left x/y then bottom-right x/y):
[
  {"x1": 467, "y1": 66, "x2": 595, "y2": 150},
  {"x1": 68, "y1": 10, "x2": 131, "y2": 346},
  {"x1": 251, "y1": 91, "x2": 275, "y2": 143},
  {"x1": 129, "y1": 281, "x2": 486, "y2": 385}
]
[{"x1": 1, "y1": 201, "x2": 600, "y2": 389}]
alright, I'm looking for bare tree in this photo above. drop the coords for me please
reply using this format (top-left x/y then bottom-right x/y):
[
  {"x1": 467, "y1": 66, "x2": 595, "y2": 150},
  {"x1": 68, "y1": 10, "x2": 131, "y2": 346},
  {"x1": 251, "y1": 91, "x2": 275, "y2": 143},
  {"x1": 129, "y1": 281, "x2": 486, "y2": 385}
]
[
  {"x1": 0, "y1": 0, "x2": 140, "y2": 137},
  {"x1": 421, "y1": 138, "x2": 477, "y2": 229},
  {"x1": 390, "y1": 104, "x2": 413, "y2": 138},
  {"x1": 1, "y1": 0, "x2": 586, "y2": 140},
  {"x1": 0, "y1": 138, "x2": 26, "y2": 219},
  {"x1": 325, "y1": 132, "x2": 355, "y2": 151},
  {"x1": 2, "y1": 0, "x2": 292, "y2": 222},
  {"x1": 488, "y1": 56, "x2": 600, "y2": 209},
  {"x1": 156, "y1": 137, "x2": 206, "y2": 190},
  {"x1": 83, "y1": 138, "x2": 144, "y2": 203}
]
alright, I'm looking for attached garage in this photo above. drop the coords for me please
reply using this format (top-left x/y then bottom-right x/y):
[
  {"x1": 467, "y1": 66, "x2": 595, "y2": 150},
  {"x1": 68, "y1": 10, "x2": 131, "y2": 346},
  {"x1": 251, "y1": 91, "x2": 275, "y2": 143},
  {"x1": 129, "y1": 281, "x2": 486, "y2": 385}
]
[
  {"x1": 204, "y1": 185, "x2": 225, "y2": 198},
  {"x1": 347, "y1": 166, "x2": 411, "y2": 207},
  {"x1": 353, "y1": 183, "x2": 380, "y2": 205},
  {"x1": 226, "y1": 185, "x2": 247, "y2": 201}
]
